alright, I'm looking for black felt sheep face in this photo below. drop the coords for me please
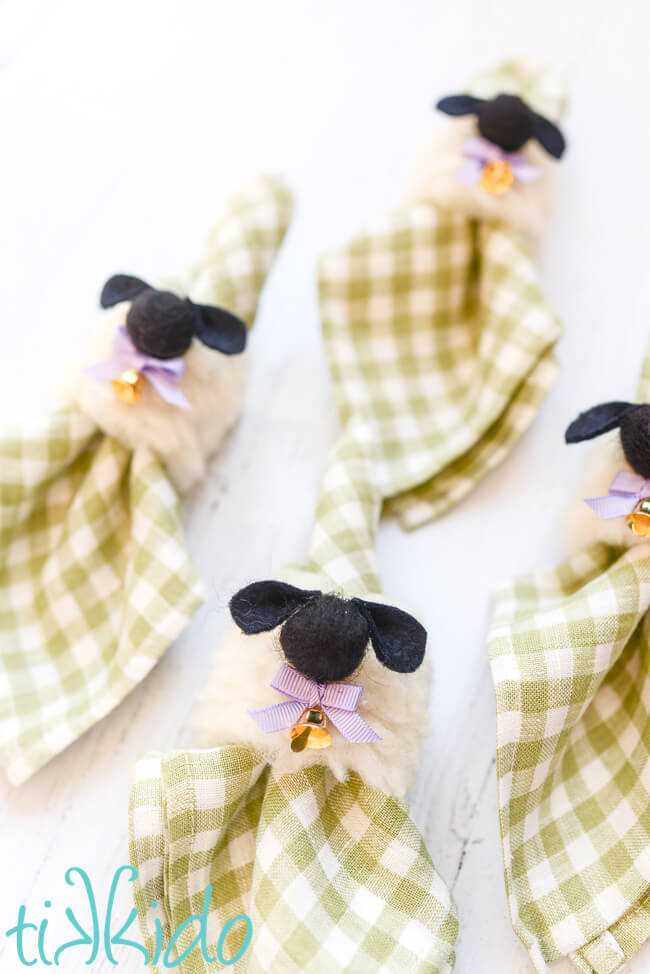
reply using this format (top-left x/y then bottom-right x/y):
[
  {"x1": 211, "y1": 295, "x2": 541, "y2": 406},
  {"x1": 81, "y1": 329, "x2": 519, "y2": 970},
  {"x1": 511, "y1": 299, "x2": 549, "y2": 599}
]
[
  {"x1": 436, "y1": 92, "x2": 566, "y2": 159},
  {"x1": 229, "y1": 580, "x2": 427, "y2": 685},
  {"x1": 566, "y1": 402, "x2": 650, "y2": 478},
  {"x1": 101, "y1": 274, "x2": 248, "y2": 360}
]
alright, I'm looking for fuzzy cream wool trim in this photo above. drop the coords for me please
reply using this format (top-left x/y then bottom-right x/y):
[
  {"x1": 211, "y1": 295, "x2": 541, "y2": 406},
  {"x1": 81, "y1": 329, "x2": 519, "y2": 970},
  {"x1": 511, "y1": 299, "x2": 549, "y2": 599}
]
[
  {"x1": 193, "y1": 622, "x2": 432, "y2": 800},
  {"x1": 405, "y1": 117, "x2": 559, "y2": 245},
  {"x1": 61, "y1": 302, "x2": 248, "y2": 495}
]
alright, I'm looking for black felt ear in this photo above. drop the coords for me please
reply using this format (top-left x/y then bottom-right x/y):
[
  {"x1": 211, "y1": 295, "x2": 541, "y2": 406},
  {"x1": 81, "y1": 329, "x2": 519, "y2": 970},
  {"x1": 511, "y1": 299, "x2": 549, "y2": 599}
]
[
  {"x1": 229, "y1": 581, "x2": 318, "y2": 635},
  {"x1": 193, "y1": 304, "x2": 248, "y2": 355},
  {"x1": 565, "y1": 402, "x2": 640, "y2": 443},
  {"x1": 100, "y1": 274, "x2": 152, "y2": 309},
  {"x1": 532, "y1": 113, "x2": 566, "y2": 159},
  {"x1": 436, "y1": 94, "x2": 485, "y2": 117},
  {"x1": 352, "y1": 599, "x2": 426, "y2": 674}
]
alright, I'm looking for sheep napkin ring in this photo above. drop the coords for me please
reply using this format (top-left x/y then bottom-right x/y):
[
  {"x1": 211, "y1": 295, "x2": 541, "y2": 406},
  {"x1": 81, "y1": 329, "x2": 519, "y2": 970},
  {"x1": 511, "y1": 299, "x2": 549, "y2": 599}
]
[
  {"x1": 85, "y1": 282, "x2": 246, "y2": 408},
  {"x1": 437, "y1": 90, "x2": 565, "y2": 194},
  {"x1": 318, "y1": 59, "x2": 569, "y2": 534},
  {"x1": 487, "y1": 340, "x2": 650, "y2": 973},
  {"x1": 0, "y1": 174, "x2": 292, "y2": 785},
  {"x1": 235, "y1": 581, "x2": 427, "y2": 750}
]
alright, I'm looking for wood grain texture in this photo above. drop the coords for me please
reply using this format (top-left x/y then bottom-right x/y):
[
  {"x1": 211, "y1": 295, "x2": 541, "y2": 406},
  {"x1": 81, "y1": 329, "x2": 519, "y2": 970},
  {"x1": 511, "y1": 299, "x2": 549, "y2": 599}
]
[{"x1": 1, "y1": 0, "x2": 649, "y2": 970}]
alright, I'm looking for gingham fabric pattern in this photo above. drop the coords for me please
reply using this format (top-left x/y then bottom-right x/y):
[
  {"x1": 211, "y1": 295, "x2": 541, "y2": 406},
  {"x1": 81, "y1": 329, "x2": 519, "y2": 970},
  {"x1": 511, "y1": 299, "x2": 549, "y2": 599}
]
[
  {"x1": 129, "y1": 747, "x2": 458, "y2": 973},
  {"x1": 318, "y1": 207, "x2": 562, "y2": 534},
  {"x1": 163, "y1": 173, "x2": 293, "y2": 323},
  {"x1": 302, "y1": 416, "x2": 384, "y2": 596},
  {"x1": 0, "y1": 176, "x2": 293, "y2": 784},
  {"x1": 488, "y1": 355, "x2": 650, "y2": 972},
  {"x1": 0, "y1": 408, "x2": 205, "y2": 785}
]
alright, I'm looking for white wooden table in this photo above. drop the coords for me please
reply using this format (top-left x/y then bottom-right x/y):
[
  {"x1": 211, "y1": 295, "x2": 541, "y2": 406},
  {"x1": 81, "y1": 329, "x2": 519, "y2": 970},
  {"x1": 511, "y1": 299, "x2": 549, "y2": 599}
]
[{"x1": 1, "y1": 1, "x2": 650, "y2": 970}]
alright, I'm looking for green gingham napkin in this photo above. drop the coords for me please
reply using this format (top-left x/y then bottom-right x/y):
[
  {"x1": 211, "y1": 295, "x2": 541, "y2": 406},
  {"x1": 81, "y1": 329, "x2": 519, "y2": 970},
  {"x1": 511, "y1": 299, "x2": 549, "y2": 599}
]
[
  {"x1": 130, "y1": 749, "x2": 458, "y2": 973},
  {"x1": 0, "y1": 409, "x2": 204, "y2": 786},
  {"x1": 0, "y1": 176, "x2": 292, "y2": 785},
  {"x1": 488, "y1": 346, "x2": 650, "y2": 972},
  {"x1": 162, "y1": 174, "x2": 293, "y2": 318},
  {"x1": 319, "y1": 61, "x2": 566, "y2": 531},
  {"x1": 129, "y1": 402, "x2": 459, "y2": 971}
]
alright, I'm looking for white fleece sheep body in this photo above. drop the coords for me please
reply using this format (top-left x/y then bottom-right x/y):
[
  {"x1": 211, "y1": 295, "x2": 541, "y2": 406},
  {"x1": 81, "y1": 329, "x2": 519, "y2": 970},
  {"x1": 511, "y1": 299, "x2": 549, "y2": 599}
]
[
  {"x1": 193, "y1": 592, "x2": 432, "y2": 800},
  {"x1": 61, "y1": 301, "x2": 248, "y2": 495},
  {"x1": 564, "y1": 432, "x2": 650, "y2": 554},
  {"x1": 405, "y1": 117, "x2": 558, "y2": 244}
]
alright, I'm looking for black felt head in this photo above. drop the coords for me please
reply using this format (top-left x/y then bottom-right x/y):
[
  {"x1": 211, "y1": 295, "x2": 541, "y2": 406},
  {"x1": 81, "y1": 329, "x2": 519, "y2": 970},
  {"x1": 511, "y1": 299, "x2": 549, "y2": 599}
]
[
  {"x1": 100, "y1": 274, "x2": 248, "y2": 360},
  {"x1": 229, "y1": 580, "x2": 427, "y2": 684},
  {"x1": 565, "y1": 401, "x2": 650, "y2": 478},
  {"x1": 436, "y1": 91, "x2": 566, "y2": 158}
]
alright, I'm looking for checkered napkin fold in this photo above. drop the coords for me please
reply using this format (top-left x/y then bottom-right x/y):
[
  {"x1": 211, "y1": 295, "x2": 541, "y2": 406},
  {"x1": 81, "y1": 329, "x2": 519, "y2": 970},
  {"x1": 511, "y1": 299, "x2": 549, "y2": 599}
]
[
  {"x1": 488, "y1": 346, "x2": 650, "y2": 972},
  {"x1": 319, "y1": 58, "x2": 567, "y2": 531},
  {"x1": 129, "y1": 352, "x2": 459, "y2": 971},
  {"x1": 0, "y1": 176, "x2": 292, "y2": 785}
]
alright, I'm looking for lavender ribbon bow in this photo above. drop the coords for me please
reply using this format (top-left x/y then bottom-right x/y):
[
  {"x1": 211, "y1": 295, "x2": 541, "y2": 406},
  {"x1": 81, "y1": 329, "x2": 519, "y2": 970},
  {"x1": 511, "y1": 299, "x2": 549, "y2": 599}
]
[
  {"x1": 249, "y1": 663, "x2": 381, "y2": 744},
  {"x1": 84, "y1": 326, "x2": 191, "y2": 409},
  {"x1": 584, "y1": 471, "x2": 650, "y2": 520},
  {"x1": 457, "y1": 135, "x2": 541, "y2": 187}
]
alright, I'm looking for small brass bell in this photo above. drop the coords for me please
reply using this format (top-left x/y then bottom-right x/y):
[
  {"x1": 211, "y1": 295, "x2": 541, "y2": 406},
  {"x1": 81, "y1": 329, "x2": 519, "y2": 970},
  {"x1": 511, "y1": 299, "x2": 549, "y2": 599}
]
[
  {"x1": 626, "y1": 499, "x2": 650, "y2": 537},
  {"x1": 111, "y1": 369, "x2": 144, "y2": 404},
  {"x1": 480, "y1": 160, "x2": 515, "y2": 196},
  {"x1": 290, "y1": 707, "x2": 332, "y2": 753}
]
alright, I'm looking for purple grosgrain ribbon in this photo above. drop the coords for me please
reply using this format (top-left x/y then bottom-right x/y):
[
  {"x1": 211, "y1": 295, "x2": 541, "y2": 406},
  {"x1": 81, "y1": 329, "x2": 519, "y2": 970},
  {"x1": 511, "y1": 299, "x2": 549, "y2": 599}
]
[
  {"x1": 584, "y1": 471, "x2": 650, "y2": 520},
  {"x1": 84, "y1": 326, "x2": 191, "y2": 409},
  {"x1": 249, "y1": 663, "x2": 381, "y2": 744},
  {"x1": 457, "y1": 135, "x2": 541, "y2": 186}
]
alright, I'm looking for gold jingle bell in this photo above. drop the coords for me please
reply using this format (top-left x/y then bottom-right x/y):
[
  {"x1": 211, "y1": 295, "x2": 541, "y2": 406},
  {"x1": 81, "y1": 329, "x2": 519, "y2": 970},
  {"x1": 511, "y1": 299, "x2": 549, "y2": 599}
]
[
  {"x1": 111, "y1": 369, "x2": 144, "y2": 404},
  {"x1": 479, "y1": 160, "x2": 515, "y2": 196},
  {"x1": 290, "y1": 707, "x2": 332, "y2": 752},
  {"x1": 626, "y1": 499, "x2": 650, "y2": 537}
]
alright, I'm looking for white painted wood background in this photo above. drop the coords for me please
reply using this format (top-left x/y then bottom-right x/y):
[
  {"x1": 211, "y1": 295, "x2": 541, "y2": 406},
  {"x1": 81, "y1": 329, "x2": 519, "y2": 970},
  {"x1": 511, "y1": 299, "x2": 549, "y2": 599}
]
[{"x1": 1, "y1": 0, "x2": 650, "y2": 971}]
